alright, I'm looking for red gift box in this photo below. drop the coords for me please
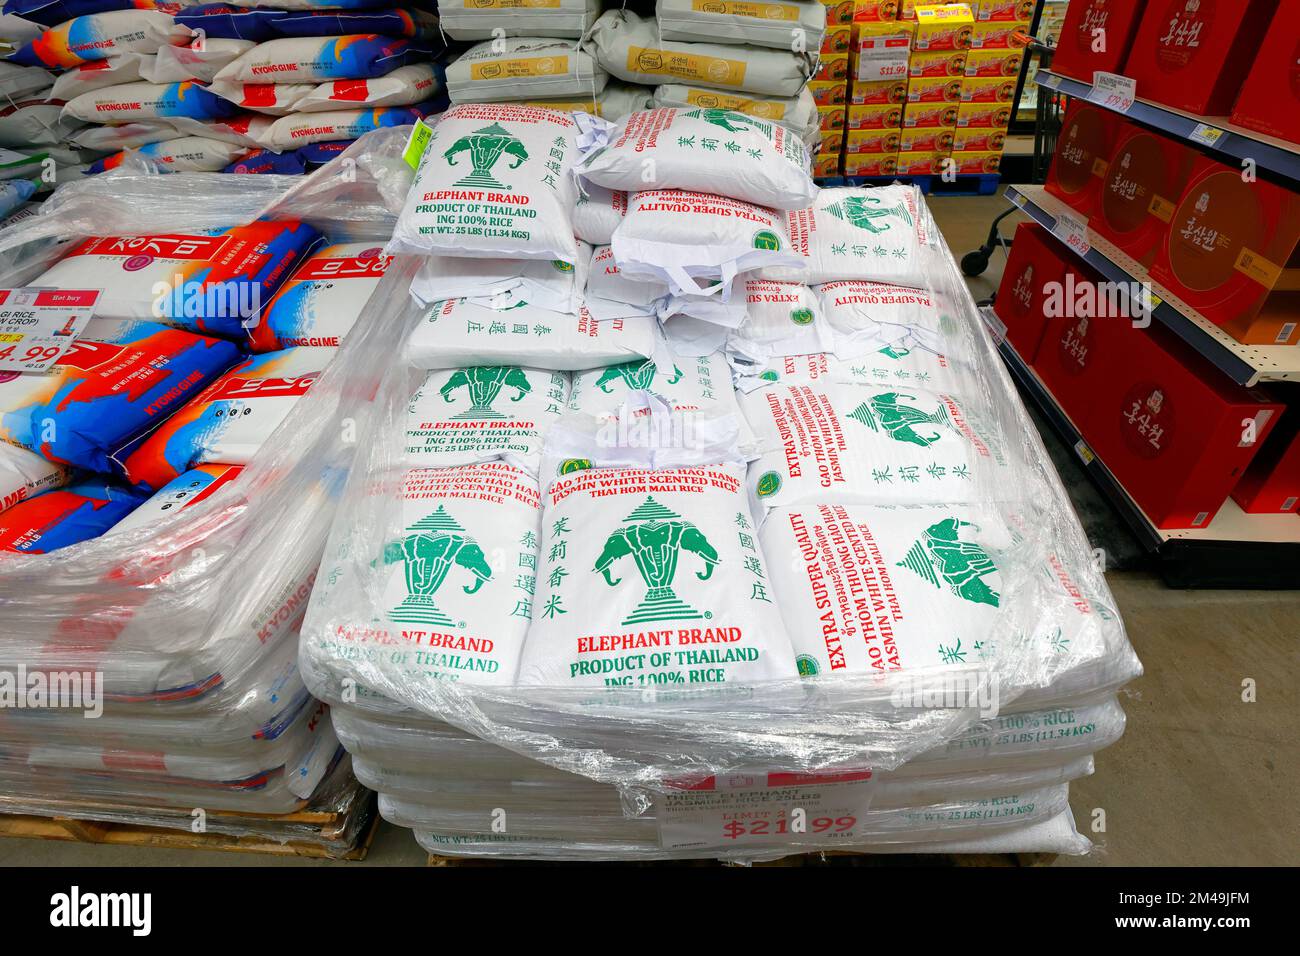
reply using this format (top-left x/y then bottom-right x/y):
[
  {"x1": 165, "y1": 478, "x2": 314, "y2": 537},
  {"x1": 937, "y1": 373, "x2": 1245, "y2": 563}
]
[
  {"x1": 1084, "y1": 321, "x2": 1283, "y2": 528},
  {"x1": 1092, "y1": 119, "x2": 1198, "y2": 268},
  {"x1": 994, "y1": 221, "x2": 1068, "y2": 361},
  {"x1": 1124, "y1": 0, "x2": 1279, "y2": 116},
  {"x1": 1149, "y1": 155, "x2": 1300, "y2": 346},
  {"x1": 1044, "y1": 99, "x2": 1122, "y2": 221},
  {"x1": 1049, "y1": 0, "x2": 1146, "y2": 82},
  {"x1": 1232, "y1": 391, "x2": 1300, "y2": 513},
  {"x1": 1229, "y1": 0, "x2": 1300, "y2": 145},
  {"x1": 1029, "y1": 261, "x2": 1119, "y2": 431}
]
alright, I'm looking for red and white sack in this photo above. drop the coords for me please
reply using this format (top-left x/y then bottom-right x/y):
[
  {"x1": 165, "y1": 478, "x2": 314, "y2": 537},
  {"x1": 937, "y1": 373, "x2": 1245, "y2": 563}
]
[
  {"x1": 315, "y1": 463, "x2": 542, "y2": 688},
  {"x1": 0, "y1": 99, "x2": 85, "y2": 148},
  {"x1": 255, "y1": 102, "x2": 434, "y2": 150},
  {"x1": 573, "y1": 183, "x2": 627, "y2": 246},
  {"x1": 407, "y1": 299, "x2": 660, "y2": 372},
  {"x1": 444, "y1": 37, "x2": 606, "y2": 104},
  {"x1": 815, "y1": 279, "x2": 963, "y2": 359},
  {"x1": 391, "y1": 103, "x2": 582, "y2": 264},
  {"x1": 652, "y1": 84, "x2": 820, "y2": 146},
  {"x1": 656, "y1": 0, "x2": 828, "y2": 51},
  {"x1": 211, "y1": 35, "x2": 424, "y2": 86},
  {"x1": 48, "y1": 55, "x2": 144, "y2": 102},
  {"x1": 406, "y1": 367, "x2": 569, "y2": 471},
  {"x1": 410, "y1": 243, "x2": 591, "y2": 315},
  {"x1": 0, "y1": 444, "x2": 69, "y2": 516},
  {"x1": 583, "y1": 244, "x2": 671, "y2": 321},
  {"x1": 741, "y1": 381, "x2": 1018, "y2": 512},
  {"x1": 725, "y1": 279, "x2": 833, "y2": 362},
  {"x1": 169, "y1": 113, "x2": 276, "y2": 149},
  {"x1": 8, "y1": 10, "x2": 191, "y2": 70},
  {"x1": 0, "y1": 62, "x2": 53, "y2": 101},
  {"x1": 62, "y1": 81, "x2": 237, "y2": 124},
  {"x1": 253, "y1": 241, "x2": 391, "y2": 351},
  {"x1": 294, "y1": 63, "x2": 441, "y2": 112},
  {"x1": 610, "y1": 188, "x2": 802, "y2": 298},
  {"x1": 205, "y1": 81, "x2": 316, "y2": 116},
  {"x1": 438, "y1": 0, "x2": 601, "y2": 40},
  {"x1": 575, "y1": 107, "x2": 815, "y2": 210},
  {"x1": 143, "y1": 38, "x2": 257, "y2": 84},
  {"x1": 766, "y1": 184, "x2": 937, "y2": 288},
  {"x1": 71, "y1": 120, "x2": 184, "y2": 151},
  {"x1": 516, "y1": 461, "x2": 799, "y2": 688},
  {"x1": 587, "y1": 9, "x2": 811, "y2": 98},
  {"x1": 116, "y1": 135, "x2": 250, "y2": 172}
]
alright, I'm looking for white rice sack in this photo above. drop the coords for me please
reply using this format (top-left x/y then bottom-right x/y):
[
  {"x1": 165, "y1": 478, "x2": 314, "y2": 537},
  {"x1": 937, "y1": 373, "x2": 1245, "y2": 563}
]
[
  {"x1": 653, "y1": 84, "x2": 819, "y2": 144},
  {"x1": 445, "y1": 37, "x2": 606, "y2": 104},
  {"x1": 725, "y1": 279, "x2": 833, "y2": 362},
  {"x1": 115, "y1": 135, "x2": 250, "y2": 173},
  {"x1": 735, "y1": 350, "x2": 970, "y2": 396},
  {"x1": 294, "y1": 63, "x2": 442, "y2": 112},
  {"x1": 438, "y1": 0, "x2": 602, "y2": 40},
  {"x1": 142, "y1": 38, "x2": 257, "y2": 84},
  {"x1": 63, "y1": 81, "x2": 239, "y2": 124},
  {"x1": 406, "y1": 367, "x2": 569, "y2": 470},
  {"x1": 0, "y1": 444, "x2": 69, "y2": 516},
  {"x1": 206, "y1": 80, "x2": 316, "y2": 116},
  {"x1": 168, "y1": 114, "x2": 276, "y2": 149},
  {"x1": 575, "y1": 107, "x2": 816, "y2": 210},
  {"x1": 568, "y1": 352, "x2": 758, "y2": 455},
  {"x1": 321, "y1": 462, "x2": 543, "y2": 688},
  {"x1": 584, "y1": 244, "x2": 671, "y2": 321},
  {"x1": 741, "y1": 381, "x2": 1017, "y2": 511},
  {"x1": 815, "y1": 279, "x2": 965, "y2": 360},
  {"x1": 212, "y1": 35, "x2": 426, "y2": 85},
  {"x1": 6, "y1": 10, "x2": 191, "y2": 70},
  {"x1": 657, "y1": 0, "x2": 827, "y2": 51},
  {"x1": 511, "y1": 82, "x2": 654, "y2": 122},
  {"x1": 0, "y1": 62, "x2": 54, "y2": 101},
  {"x1": 49, "y1": 55, "x2": 143, "y2": 102},
  {"x1": 407, "y1": 299, "x2": 660, "y2": 372},
  {"x1": 516, "y1": 462, "x2": 800, "y2": 688},
  {"x1": 611, "y1": 188, "x2": 802, "y2": 298},
  {"x1": 70, "y1": 120, "x2": 184, "y2": 151},
  {"x1": 766, "y1": 185, "x2": 937, "y2": 288},
  {"x1": 762, "y1": 504, "x2": 1011, "y2": 676},
  {"x1": 391, "y1": 103, "x2": 581, "y2": 263},
  {"x1": 587, "y1": 9, "x2": 811, "y2": 98},
  {"x1": 573, "y1": 183, "x2": 627, "y2": 246},
  {"x1": 255, "y1": 241, "x2": 391, "y2": 350},
  {"x1": 410, "y1": 243, "x2": 591, "y2": 315},
  {"x1": 0, "y1": 99, "x2": 85, "y2": 148},
  {"x1": 255, "y1": 102, "x2": 435, "y2": 150}
]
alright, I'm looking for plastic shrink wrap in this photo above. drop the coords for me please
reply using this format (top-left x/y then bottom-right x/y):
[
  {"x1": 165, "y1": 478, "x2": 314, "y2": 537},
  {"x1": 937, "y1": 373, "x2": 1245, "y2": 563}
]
[
  {"x1": 297, "y1": 125, "x2": 1142, "y2": 861},
  {"x1": 0, "y1": 127, "x2": 416, "y2": 819}
]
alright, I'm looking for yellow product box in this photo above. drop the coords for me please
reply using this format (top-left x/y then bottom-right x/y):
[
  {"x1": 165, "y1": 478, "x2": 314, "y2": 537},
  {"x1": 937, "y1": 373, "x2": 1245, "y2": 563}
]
[
  {"x1": 812, "y1": 54, "x2": 850, "y2": 83},
  {"x1": 960, "y1": 75, "x2": 1016, "y2": 103},
  {"x1": 948, "y1": 149, "x2": 1003, "y2": 174},
  {"x1": 818, "y1": 103, "x2": 848, "y2": 129},
  {"x1": 847, "y1": 102, "x2": 905, "y2": 128},
  {"x1": 850, "y1": 76, "x2": 908, "y2": 104},
  {"x1": 907, "y1": 73, "x2": 963, "y2": 102},
  {"x1": 963, "y1": 48, "x2": 1022, "y2": 77},
  {"x1": 898, "y1": 0, "x2": 921, "y2": 18},
  {"x1": 818, "y1": 128, "x2": 846, "y2": 154},
  {"x1": 902, "y1": 99, "x2": 958, "y2": 127},
  {"x1": 809, "y1": 79, "x2": 848, "y2": 106},
  {"x1": 899, "y1": 125, "x2": 955, "y2": 151},
  {"x1": 852, "y1": 19, "x2": 912, "y2": 53},
  {"x1": 822, "y1": 25, "x2": 853, "y2": 55},
  {"x1": 913, "y1": 4, "x2": 973, "y2": 51},
  {"x1": 843, "y1": 150, "x2": 900, "y2": 176},
  {"x1": 952, "y1": 126, "x2": 1006, "y2": 151},
  {"x1": 851, "y1": 0, "x2": 901, "y2": 21},
  {"x1": 970, "y1": 18, "x2": 1029, "y2": 49},
  {"x1": 823, "y1": 0, "x2": 856, "y2": 25},
  {"x1": 970, "y1": 0, "x2": 1032, "y2": 22},
  {"x1": 895, "y1": 149, "x2": 949, "y2": 173},
  {"x1": 908, "y1": 49, "x2": 966, "y2": 77},
  {"x1": 812, "y1": 151, "x2": 843, "y2": 178},
  {"x1": 846, "y1": 126, "x2": 902, "y2": 152},
  {"x1": 956, "y1": 100, "x2": 1012, "y2": 128}
]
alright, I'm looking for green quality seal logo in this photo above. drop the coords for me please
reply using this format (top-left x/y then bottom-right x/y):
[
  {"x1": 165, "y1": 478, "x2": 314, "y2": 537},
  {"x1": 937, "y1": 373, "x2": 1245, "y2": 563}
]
[
  {"x1": 594, "y1": 496, "x2": 718, "y2": 625},
  {"x1": 755, "y1": 471, "x2": 782, "y2": 498},
  {"x1": 558, "y1": 458, "x2": 591, "y2": 475},
  {"x1": 795, "y1": 654, "x2": 819, "y2": 676},
  {"x1": 382, "y1": 506, "x2": 492, "y2": 626},
  {"x1": 790, "y1": 307, "x2": 814, "y2": 326},
  {"x1": 752, "y1": 229, "x2": 782, "y2": 251},
  {"x1": 443, "y1": 122, "x2": 528, "y2": 190}
]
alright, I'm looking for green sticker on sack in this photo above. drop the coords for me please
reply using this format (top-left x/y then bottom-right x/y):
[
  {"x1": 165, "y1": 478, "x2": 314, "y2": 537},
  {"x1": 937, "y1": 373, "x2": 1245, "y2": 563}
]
[{"x1": 403, "y1": 118, "x2": 435, "y2": 170}]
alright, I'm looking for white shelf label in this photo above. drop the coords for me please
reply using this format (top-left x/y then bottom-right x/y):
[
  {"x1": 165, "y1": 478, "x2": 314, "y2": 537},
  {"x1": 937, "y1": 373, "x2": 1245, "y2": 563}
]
[
  {"x1": 1074, "y1": 440, "x2": 1095, "y2": 465},
  {"x1": 1188, "y1": 123, "x2": 1227, "y2": 147},
  {"x1": 1008, "y1": 189, "x2": 1026, "y2": 208},
  {"x1": 1037, "y1": 71, "x2": 1061, "y2": 89},
  {"x1": 1088, "y1": 71, "x2": 1136, "y2": 113},
  {"x1": 980, "y1": 306, "x2": 1007, "y2": 345},
  {"x1": 0, "y1": 288, "x2": 99, "y2": 373},
  {"x1": 1052, "y1": 210, "x2": 1092, "y2": 258}
]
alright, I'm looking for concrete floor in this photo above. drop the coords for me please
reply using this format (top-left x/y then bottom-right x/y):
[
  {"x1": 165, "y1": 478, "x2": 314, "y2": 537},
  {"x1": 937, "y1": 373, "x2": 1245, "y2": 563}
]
[{"x1": 1, "y1": 193, "x2": 1295, "y2": 867}]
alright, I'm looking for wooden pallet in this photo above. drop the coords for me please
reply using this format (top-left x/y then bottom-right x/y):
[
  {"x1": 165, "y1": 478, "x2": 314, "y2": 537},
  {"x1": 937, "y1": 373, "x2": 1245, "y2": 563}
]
[{"x1": 427, "y1": 850, "x2": 1057, "y2": 867}]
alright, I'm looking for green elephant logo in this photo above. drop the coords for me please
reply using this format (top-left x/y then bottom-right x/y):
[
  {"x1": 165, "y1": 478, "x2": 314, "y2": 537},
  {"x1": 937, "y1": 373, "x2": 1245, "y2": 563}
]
[
  {"x1": 438, "y1": 366, "x2": 531, "y2": 420},
  {"x1": 897, "y1": 517, "x2": 1000, "y2": 608},
  {"x1": 383, "y1": 506, "x2": 492, "y2": 626},
  {"x1": 824, "y1": 194, "x2": 913, "y2": 235},
  {"x1": 594, "y1": 496, "x2": 719, "y2": 625},
  {"x1": 443, "y1": 123, "x2": 528, "y2": 189},
  {"x1": 684, "y1": 107, "x2": 770, "y2": 138},
  {"x1": 848, "y1": 391, "x2": 952, "y2": 447},
  {"x1": 595, "y1": 359, "x2": 684, "y2": 393},
  {"x1": 878, "y1": 343, "x2": 911, "y2": 360}
]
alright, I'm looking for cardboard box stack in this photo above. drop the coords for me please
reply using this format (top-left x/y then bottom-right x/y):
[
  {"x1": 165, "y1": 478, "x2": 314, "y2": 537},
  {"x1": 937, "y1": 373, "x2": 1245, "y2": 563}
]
[
  {"x1": 846, "y1": 0, "x2": 910, "y2": 176},
  {"x1": 813, "y1": 0, "x2": 857, "y2": 176}
]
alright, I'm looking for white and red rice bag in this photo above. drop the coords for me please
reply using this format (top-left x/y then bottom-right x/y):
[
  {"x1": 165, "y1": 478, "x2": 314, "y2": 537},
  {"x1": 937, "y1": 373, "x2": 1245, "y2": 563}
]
[
  {"x1": 251, "y1": 240, "x2": 390, "y2": 351},
  {"x1": 293, "y1": 63, "x2": 441, "y2": 112}
]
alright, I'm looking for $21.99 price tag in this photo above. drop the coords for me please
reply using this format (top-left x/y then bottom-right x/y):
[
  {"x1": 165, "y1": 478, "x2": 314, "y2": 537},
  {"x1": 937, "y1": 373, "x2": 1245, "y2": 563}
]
[{"x1": 0, "y1": 288, "x2": 100, "y2": 373}]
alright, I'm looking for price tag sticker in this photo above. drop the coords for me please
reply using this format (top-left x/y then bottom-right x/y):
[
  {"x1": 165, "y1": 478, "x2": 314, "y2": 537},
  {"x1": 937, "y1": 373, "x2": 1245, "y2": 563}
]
[
  {"x1": 1008, "y1": 188, "x2": 1026, "y2": 208},
  {"x1": 1088, "y1": 71, "x2": 1136, "y2": 113},
  {"x1": 402, "y1": 117, "x2": 435, "y2": 170},
  {"x1": 1037, "y1": 71, "x2": 1061, "y2": 89},
  {"x1": 980, "y1": 306, "x2": 1008, "y2": 345},
  {"x1": 1188, "y1": 123, "x2": 1226, "y2": 147},
  {"x1": 1074, "y1": 440, "x2": 1095, "y2": 465},
  {"x1": 656, "y1": 771, "x2": 876, "y2": 851},
  {"x1": 0, "y1": 288, "x2": 99, "y2": 373},
  {"x1": 1052, "y1": 210, "x2": 1091, "y2": 257}
]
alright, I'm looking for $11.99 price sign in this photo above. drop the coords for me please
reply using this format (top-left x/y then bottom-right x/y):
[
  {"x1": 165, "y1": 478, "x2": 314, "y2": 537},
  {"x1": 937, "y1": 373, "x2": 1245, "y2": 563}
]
[{"x1": 0, "y1": 288, "x2": 100, "y2": 373}]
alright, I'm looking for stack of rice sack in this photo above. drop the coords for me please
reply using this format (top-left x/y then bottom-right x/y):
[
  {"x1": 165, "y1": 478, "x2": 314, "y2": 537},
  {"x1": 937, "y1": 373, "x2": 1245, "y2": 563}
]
[
  {"x1": 0, "y1": 149, "x2": 400, "y2": 820},
  {"x1": 298, "y1": 103, "x2": 1141, "y2": 861}
]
